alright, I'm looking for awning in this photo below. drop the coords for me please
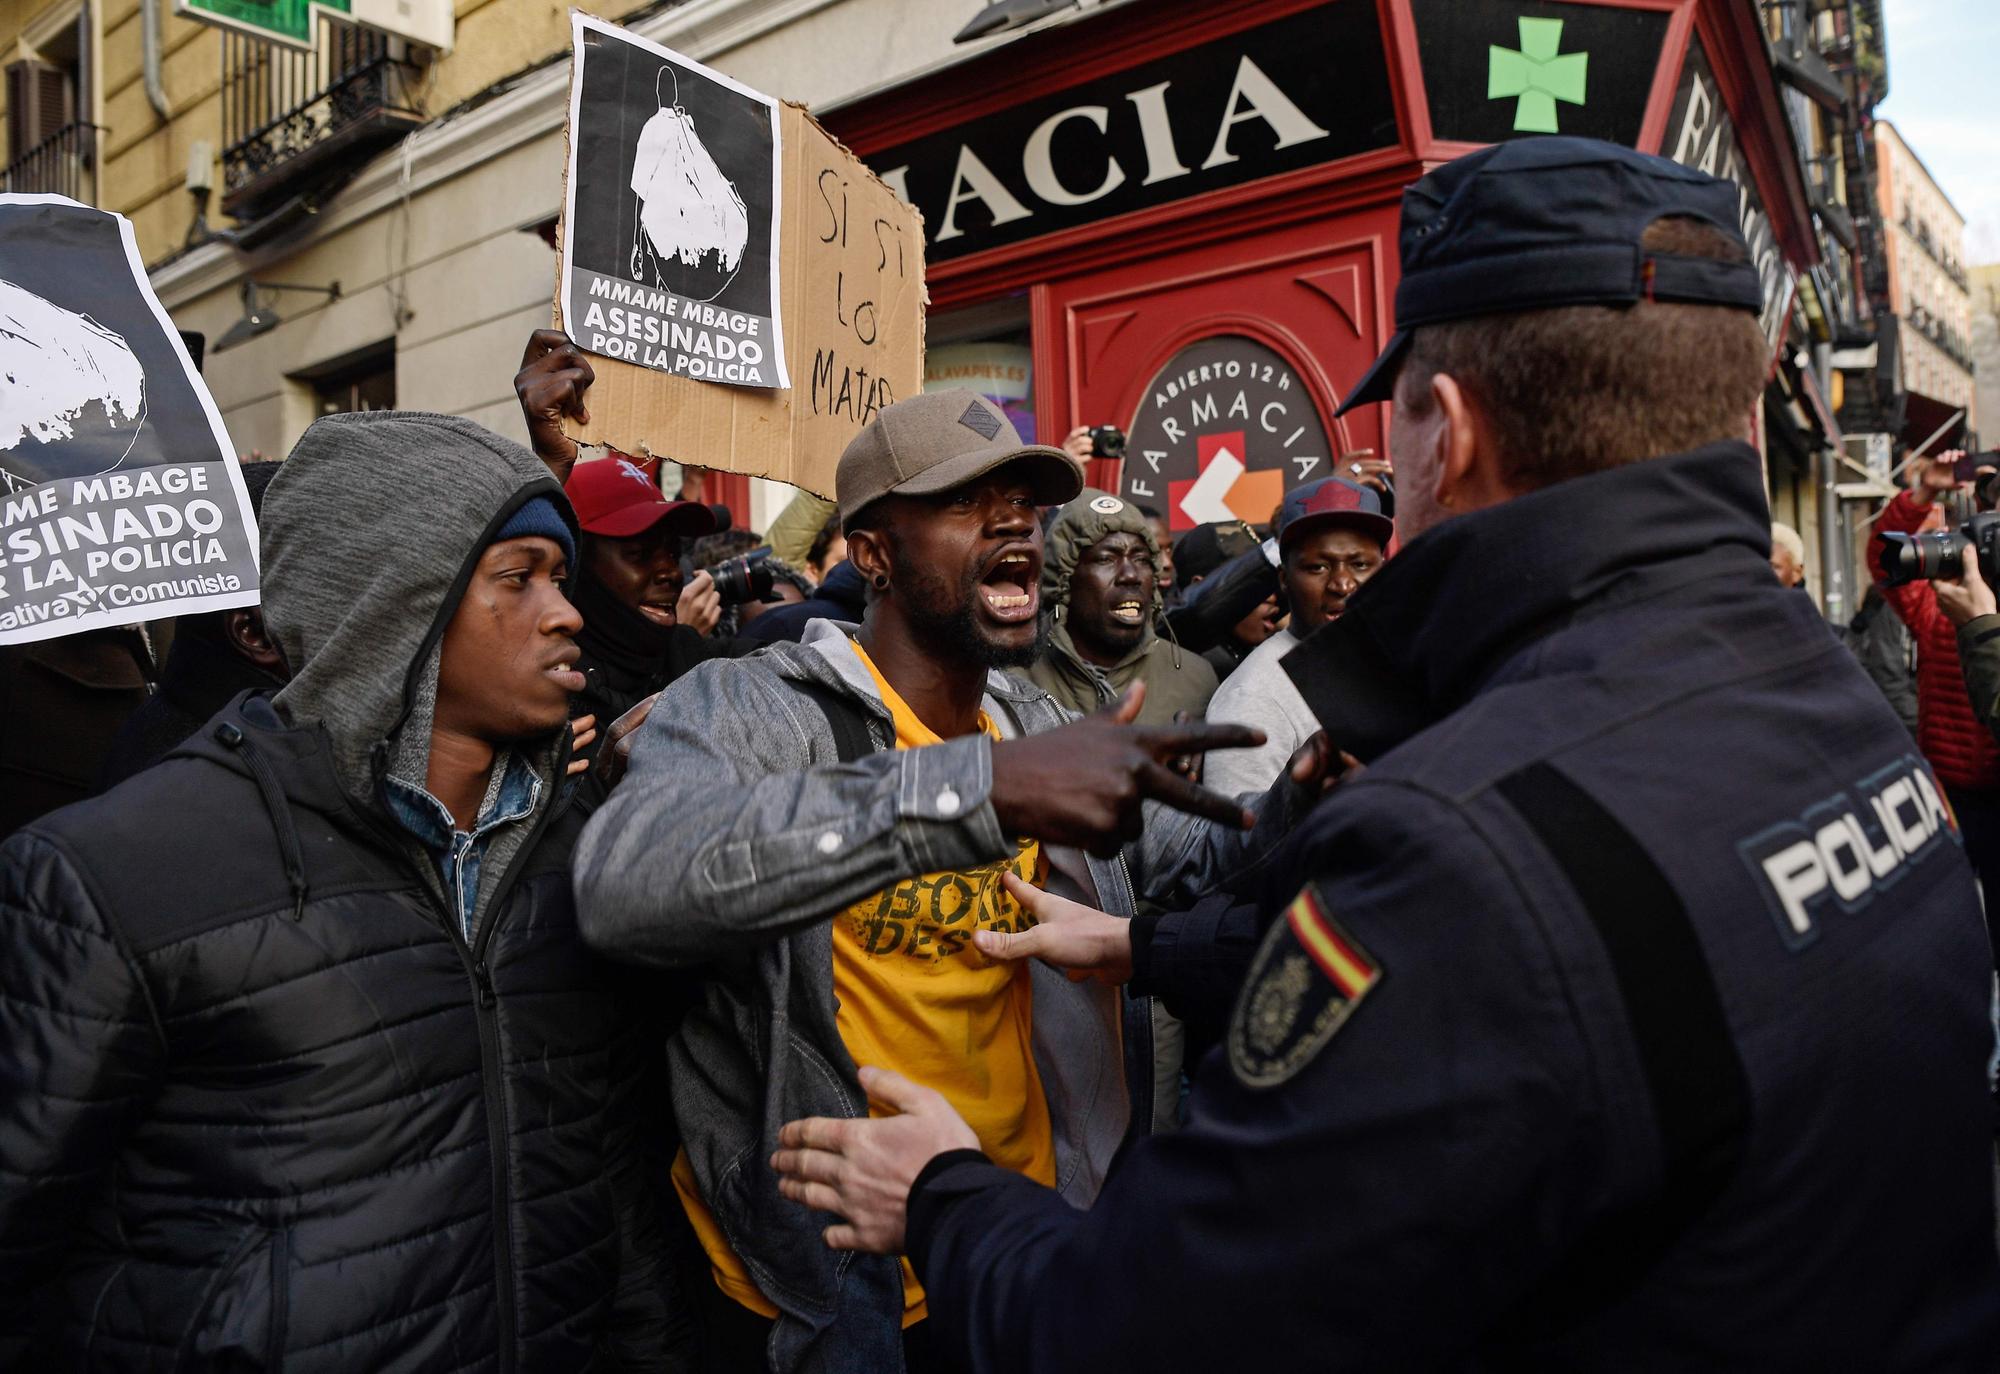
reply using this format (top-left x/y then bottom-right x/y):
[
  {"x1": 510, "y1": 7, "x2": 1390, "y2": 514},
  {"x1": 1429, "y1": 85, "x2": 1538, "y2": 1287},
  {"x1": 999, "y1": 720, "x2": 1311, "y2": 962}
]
[
  {"x1": 1813, "y1": 196, "x2": 1856, "y2": 251},
  {"x1": 1796, "y1": 364, "x2": 1842, "y2": 446},
  {"x1": 1776, "y1": 44, "x2": 1847, "y2": 110}
]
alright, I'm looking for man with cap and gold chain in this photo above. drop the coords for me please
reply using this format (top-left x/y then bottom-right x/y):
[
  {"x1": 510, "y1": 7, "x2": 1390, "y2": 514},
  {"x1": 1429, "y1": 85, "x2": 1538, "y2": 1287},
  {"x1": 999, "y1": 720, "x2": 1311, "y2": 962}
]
[
  {"x1": 570, "y1": 390, "x2": 1329, "y2": 1372},
  {"x1": 768, "y1": 136, "x2": 2000, "y2": 1371}
]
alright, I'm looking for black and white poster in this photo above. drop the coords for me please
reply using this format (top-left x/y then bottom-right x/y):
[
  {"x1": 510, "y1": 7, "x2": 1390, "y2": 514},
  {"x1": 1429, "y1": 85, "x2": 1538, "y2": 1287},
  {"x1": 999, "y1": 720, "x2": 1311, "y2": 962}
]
[
  {"x1": 560, "y1": 14, "x2": 788, "y2": 390},
  {"x1": 0, "y1": 195, "x2": 259, "y2": 645}
]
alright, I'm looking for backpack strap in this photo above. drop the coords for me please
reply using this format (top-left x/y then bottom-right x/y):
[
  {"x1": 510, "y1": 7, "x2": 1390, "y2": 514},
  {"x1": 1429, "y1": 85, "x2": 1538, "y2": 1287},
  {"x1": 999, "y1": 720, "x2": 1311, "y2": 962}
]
[
  {"x1": 788, "y1": 678, "x2": 881, "y2": 763},
  {"x1": 1489, "y1": 760, "x2": 1751, "y2": 1337}
]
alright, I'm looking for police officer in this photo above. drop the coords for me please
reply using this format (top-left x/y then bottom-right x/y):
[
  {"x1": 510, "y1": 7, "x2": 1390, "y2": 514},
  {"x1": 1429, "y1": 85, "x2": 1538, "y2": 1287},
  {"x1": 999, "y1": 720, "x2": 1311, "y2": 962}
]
[{"x1": 768, "y1": 137, "x2": 2000, "y2": 1372}]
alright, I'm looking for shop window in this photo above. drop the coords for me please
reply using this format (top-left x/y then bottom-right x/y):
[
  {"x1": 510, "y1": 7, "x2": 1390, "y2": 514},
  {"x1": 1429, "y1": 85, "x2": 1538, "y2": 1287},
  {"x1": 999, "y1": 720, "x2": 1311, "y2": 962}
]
[
  {"x1": 924, "y1": 296, "x2": 1037, "y2": 444},
  {"x1": 297, "y1": 344, "x2": 397, "y2": 417}
]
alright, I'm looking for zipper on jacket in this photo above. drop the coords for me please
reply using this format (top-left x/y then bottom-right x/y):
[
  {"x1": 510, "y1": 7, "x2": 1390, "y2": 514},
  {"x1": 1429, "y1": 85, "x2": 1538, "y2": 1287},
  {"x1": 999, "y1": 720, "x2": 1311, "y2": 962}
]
[{"x1": 455, "y1": 785, "x2": 566, "y2": 1374}]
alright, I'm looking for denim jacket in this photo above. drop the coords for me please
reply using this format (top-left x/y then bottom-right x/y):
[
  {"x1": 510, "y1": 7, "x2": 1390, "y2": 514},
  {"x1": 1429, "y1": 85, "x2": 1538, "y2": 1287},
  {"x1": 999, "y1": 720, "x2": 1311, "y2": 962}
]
[
  {"x1": 573, "y1": 620, "x2": 1308, "y2": 1374},
  {"x1": 385, "y1": 750, "x2": 539, "y2": 941}
]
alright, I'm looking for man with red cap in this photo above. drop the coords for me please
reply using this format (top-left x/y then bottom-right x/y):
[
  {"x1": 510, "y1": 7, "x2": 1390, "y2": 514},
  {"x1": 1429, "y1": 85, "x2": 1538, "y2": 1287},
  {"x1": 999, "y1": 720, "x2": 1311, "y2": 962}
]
[
  {"x1": 564, "y1": 453, "x2": 720, "y2": 764},
  {"x1": 1201, "y1": 474, "x2": 1391, "y2": 797}
]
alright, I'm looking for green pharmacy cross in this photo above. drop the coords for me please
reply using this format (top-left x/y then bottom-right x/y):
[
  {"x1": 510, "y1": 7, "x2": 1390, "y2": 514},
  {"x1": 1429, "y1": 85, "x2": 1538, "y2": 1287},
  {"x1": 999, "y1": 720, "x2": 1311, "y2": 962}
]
[{"x1": 1488, "y1": 17, "x2": 1589, "y2": 133}]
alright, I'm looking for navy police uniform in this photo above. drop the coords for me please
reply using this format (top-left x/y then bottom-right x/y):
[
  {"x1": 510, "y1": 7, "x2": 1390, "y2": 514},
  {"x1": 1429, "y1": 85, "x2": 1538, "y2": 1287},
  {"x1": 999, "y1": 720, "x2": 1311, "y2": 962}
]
[{"x1": 899, "y1": 139, "x2": 2000, "y2": 1372}]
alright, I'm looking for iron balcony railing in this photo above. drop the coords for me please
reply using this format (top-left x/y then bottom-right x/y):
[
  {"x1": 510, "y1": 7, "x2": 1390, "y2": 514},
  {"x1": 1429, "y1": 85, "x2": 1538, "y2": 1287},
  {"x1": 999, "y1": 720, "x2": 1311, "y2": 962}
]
[
  {"x1": 2, "y1": 120, "x2": 99, "y2": 201},
  {"x1": 220, "y1": 20, "x2": 423, "y2": 220}
]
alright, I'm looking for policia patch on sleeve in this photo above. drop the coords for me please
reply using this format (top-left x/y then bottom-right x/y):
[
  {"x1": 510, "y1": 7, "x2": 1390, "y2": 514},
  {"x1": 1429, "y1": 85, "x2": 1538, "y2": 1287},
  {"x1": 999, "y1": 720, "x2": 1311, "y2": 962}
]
[{"x1": 1228, "y1": 885, "x2": 1382, "y2": 1089}]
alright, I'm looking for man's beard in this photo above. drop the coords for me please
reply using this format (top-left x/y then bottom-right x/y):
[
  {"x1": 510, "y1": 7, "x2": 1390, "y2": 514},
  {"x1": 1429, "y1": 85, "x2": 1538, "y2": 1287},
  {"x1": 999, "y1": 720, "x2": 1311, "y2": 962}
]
[{"x1": 899, "y1": 558, "x2": 1046, "y2": 670}]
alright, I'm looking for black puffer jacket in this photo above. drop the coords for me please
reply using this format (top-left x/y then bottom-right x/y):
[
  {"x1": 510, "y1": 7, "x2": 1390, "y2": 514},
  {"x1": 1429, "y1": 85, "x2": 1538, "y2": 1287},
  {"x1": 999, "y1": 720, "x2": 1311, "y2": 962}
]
[{"x1": 0, "y1": 412, "x2": 681, "y2": 1371}]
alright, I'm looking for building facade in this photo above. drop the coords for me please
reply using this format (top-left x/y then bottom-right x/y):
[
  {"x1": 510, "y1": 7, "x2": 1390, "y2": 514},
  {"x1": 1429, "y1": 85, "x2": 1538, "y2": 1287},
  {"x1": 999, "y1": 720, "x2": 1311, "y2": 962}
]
[
  {"x1": 1874, "y1": 119, "x2": 1976, "y2": 447},
  {"x1": 0, "y1": 0, "x2": 1897, "y2": 561},
  {"x1": 1974, "y1": 262, "x2": 2000, "y2": 450}
]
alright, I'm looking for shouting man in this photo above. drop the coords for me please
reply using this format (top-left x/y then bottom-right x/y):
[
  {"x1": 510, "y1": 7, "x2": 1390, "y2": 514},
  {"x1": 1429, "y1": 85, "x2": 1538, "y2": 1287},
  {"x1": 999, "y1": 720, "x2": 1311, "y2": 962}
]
[
  {"x1": 573, "y1": 391, "x2": 1314, "y2": 1373},
  {"x1": 1025, "y1": 487, "x2": 1217, "y2": 725}
]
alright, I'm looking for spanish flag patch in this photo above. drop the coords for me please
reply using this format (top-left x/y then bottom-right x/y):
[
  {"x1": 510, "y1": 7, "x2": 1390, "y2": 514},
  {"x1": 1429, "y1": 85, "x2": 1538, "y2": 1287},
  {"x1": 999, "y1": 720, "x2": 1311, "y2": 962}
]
[{"x1": 1228, "y1": 884, "x2": 1382, "y2": 1089}]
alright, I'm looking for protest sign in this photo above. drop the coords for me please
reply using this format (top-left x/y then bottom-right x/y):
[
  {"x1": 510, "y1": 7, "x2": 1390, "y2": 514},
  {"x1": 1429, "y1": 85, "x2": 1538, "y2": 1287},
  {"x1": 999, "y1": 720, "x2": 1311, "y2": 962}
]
[
  {"x1": 0, "y1": 196, "x2": 260, "y2": 645},
  {"x1": 555, "y1": 12, "x2": 926, "y2": 499},
  {"x1": 562, "y1": 15, "x2": 787, "y2": 390}
]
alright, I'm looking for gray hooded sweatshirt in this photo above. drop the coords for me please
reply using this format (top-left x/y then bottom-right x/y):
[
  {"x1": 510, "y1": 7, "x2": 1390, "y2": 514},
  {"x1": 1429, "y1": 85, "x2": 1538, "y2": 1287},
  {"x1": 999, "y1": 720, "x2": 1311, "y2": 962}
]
[{"x1": 262, "y1": 410, "x2": 574, "y2": 921}]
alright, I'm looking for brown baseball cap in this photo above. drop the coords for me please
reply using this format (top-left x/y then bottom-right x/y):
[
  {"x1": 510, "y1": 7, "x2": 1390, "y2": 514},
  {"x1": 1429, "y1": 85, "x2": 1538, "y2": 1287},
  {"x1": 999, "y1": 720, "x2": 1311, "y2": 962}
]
[{"x1": 837, "y1": 391, "x2": 1083, "y2": 525}]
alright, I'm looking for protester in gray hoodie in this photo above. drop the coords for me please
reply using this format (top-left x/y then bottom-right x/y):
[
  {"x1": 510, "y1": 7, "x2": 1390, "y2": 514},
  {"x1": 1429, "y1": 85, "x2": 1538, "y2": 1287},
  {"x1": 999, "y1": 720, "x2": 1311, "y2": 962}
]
[{"x1": 0, "y1": 411, "x2": 685, "y2": 1369}]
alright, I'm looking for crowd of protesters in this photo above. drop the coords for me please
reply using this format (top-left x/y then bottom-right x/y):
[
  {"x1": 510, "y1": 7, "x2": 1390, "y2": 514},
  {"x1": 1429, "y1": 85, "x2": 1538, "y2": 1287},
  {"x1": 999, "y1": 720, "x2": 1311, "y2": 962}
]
[{"x1": 5, "y1": 134, "x2": 2000, "y2": 1373}]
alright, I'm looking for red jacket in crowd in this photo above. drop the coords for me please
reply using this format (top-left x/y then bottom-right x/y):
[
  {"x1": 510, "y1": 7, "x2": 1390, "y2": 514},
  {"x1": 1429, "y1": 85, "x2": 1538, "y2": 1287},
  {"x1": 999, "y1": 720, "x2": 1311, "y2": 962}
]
[{"x1": 1869, "y1": 490, "x2": 2000, "y2": 791}]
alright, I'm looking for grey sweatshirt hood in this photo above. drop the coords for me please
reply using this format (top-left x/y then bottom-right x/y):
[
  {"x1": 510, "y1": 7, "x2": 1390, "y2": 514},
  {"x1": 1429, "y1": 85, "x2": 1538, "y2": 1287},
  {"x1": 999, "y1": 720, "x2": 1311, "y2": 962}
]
[{"x1": 261, "y1": 411, "x2": 575, "y2": 815}]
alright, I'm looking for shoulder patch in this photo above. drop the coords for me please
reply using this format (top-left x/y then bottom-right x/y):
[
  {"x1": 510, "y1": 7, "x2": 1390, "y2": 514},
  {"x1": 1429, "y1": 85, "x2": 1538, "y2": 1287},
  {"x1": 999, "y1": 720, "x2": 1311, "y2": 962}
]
[{"x1": 1228, "y1": 884, "x2": 1381, "y2": 1089}]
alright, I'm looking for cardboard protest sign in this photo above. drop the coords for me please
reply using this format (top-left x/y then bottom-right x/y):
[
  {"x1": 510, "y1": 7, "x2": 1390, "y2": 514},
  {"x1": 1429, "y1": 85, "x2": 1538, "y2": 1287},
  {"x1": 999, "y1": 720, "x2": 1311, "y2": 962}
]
[
  {"x1": 556, "y1": 12, "x2": 926, "y2": 500},
  {"x1": 0, "y1": 196, "x2": 260, "y2": 645},
  {"x1": 562, "y1": 15, "x2": 787, "y2": 390}
]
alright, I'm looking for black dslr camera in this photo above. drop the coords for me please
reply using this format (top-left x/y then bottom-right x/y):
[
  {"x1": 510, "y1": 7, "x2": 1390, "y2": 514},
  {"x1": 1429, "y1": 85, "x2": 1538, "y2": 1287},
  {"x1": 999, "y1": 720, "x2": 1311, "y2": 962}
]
[
  {"x1": 1879, "y1": 513, "x2": 2000, "y2": 588},
  {"x1": 710, "y1": 548, "x2": 777, "y2": 605},
  {"x1": 1089, "y1": 425, "x2": 1127, "y2": 461}
]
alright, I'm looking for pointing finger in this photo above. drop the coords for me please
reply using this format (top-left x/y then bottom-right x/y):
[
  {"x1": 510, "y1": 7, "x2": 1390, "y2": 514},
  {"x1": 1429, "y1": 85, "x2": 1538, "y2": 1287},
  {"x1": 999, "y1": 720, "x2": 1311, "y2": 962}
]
[
  {"x1": 1141, "y1": 721, "x2": 1265, "y2": 759},
  {"x1": 1137, "y1": 760, "x2": 1255, "y2": 831}
]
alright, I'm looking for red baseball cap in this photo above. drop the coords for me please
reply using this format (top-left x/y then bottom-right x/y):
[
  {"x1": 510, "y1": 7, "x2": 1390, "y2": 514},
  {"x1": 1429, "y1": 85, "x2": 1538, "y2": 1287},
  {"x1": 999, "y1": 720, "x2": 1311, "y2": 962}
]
[{"x1": 565, "y1": 456, "x2": 717, "y2": 539}]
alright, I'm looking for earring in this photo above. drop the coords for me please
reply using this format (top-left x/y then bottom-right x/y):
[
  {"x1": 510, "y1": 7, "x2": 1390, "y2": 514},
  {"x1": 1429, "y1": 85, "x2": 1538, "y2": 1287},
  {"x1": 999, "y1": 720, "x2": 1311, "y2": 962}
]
[{"x1": 873, "y1": 573, "x2": 889, "y2": 590}]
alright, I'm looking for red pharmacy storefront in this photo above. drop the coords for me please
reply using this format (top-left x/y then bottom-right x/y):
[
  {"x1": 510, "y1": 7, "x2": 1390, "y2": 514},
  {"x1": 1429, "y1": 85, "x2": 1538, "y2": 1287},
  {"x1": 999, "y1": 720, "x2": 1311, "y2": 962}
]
[{"x1": 826, "y1": 0, "x2": 1818, "y2": 532}]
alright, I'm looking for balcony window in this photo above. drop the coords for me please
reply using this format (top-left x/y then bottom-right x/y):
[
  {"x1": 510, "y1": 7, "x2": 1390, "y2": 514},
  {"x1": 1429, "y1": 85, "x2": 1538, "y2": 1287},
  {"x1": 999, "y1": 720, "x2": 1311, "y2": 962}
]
[
  {"x1": 3, "y1": 10, "x2": 95, "y2": 202},
  {"x1": 220, "y1": 19, "x2": 423, "y2": 223}
]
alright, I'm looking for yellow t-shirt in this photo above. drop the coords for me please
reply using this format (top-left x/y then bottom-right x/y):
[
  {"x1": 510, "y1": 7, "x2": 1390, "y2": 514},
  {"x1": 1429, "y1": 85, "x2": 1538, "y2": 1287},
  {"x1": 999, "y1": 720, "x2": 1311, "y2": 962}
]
[{"x1": 674, "y1": 642, "x2": 1056, "y2": 1326}]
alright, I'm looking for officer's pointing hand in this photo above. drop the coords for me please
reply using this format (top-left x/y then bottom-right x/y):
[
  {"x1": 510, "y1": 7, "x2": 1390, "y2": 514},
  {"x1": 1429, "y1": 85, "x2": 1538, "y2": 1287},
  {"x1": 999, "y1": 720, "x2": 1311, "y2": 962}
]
[
  {"x1": 978, "y1": 873, "x2": 1133, "y2": 983},
  {"x1": 773, "y1": 1066, "x2": 979, "y2": 1255},
  {"x1": 989, "y1": 682, "x2": 1264, "y2": 857}
]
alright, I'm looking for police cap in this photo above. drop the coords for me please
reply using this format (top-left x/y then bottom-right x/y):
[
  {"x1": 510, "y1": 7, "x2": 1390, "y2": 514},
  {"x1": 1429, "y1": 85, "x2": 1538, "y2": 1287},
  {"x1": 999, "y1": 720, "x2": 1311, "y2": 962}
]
[{"x1": 1338, "y1": 136, "x2": 1765, "y2": 415}]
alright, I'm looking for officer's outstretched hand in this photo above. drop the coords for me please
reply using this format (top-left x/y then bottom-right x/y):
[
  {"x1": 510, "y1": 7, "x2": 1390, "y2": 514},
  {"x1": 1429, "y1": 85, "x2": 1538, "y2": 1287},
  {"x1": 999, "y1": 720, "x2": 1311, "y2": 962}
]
[
  {"x1": 978, "y1": 873, "x2": 1132, "y2": 983},
  {"x1": 773, "y1": 1066, "x2": 980, "y2": 1254},
  {"x1": 989, "y1": 682, "x2": 1264, "y2": 857}
]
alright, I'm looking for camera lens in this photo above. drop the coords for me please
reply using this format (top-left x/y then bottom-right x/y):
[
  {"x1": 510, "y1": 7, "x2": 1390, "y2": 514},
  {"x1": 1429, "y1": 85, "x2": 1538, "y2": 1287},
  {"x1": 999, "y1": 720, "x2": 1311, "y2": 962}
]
[
  {"x1": 711, "y1": 549, "x2": 777, "y2": 605},
  {"x1": 1878, "y1": 530, "x2": 1967, "y2": 587}
]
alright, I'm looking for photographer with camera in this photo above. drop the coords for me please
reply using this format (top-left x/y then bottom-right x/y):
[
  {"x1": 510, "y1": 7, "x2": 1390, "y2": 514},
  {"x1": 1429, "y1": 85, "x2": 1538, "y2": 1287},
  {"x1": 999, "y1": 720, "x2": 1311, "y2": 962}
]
[{"x1": 1869, "y1": 448, "x2": 2000, "y2": 905}]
